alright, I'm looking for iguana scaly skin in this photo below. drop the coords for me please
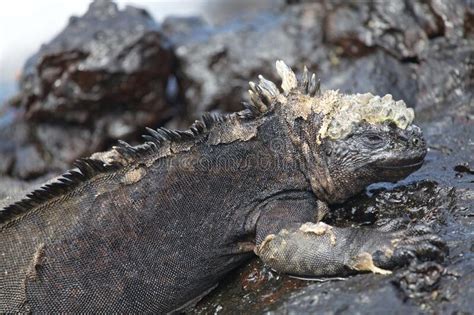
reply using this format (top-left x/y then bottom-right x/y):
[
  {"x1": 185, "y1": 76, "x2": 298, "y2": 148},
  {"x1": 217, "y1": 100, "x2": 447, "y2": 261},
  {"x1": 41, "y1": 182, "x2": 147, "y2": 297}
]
[{"x1": 0, "y1": 61, "x2": 445, "y2": 312}]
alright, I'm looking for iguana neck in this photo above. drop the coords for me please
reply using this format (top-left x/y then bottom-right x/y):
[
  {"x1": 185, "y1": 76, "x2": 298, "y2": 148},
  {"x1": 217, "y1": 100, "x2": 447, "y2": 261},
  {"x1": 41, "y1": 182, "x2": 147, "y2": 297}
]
[{"x1": 279, "y1": 110, "x2": 338, "y2": 204}]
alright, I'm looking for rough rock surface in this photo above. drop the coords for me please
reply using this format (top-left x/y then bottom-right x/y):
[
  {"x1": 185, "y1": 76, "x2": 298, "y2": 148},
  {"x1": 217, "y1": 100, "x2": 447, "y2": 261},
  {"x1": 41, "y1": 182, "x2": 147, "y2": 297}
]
[
  {"x1": 162, "y1": 3, "x2": 326, "y2": 118},
  {"x1": 0, "y1": 0, "x2": 175, "y2": 179},
  {"x1": 165, "y1": 0, "x2": 472, "y2": 121}
]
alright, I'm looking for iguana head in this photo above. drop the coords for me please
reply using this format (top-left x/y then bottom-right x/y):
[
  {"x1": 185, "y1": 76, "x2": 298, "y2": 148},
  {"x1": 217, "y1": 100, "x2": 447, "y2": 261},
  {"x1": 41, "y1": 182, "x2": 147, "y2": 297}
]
[
  {"x1": 318, "y1": 116, "x2": 426, "y2": 204},
  {"x1": 248, "y1": 61, "x2": 427, "y2": 204}
]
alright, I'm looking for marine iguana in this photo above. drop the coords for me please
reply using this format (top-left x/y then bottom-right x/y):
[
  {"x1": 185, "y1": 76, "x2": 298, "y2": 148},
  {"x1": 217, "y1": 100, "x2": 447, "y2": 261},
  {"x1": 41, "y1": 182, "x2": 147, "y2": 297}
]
[{"x1": 0, "y1": 61, "x2": 445, "y2": 312}]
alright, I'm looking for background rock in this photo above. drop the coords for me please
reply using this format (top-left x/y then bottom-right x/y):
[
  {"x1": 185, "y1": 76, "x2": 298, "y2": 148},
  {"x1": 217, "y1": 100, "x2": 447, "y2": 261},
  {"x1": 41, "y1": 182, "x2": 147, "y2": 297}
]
[
  {"x1": 0, "y1": 0, "x2": 175, "y2": 179},
  {"x1": 164, "y1": 0, "x2": 472, "y2": 124},
  {"x1": 163, "y1": 4, "x2": 326, "y2": 120}
]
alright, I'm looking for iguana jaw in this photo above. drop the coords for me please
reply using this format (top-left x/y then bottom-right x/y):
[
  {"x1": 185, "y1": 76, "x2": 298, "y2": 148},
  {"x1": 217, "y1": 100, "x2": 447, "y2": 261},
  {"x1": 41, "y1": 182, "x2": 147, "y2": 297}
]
[
  {"x1": 375, "y1": 157, "x2": 424, "y2": 170},
  {"x1": 371, "y1": 148, "x2": 426, "y2": 183}
]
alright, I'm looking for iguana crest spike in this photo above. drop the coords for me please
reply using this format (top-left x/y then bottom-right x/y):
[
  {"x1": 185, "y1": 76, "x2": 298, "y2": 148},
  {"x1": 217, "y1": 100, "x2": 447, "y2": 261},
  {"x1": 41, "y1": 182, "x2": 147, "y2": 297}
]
[
  {"x1": 275, "y1": 60, "x2": 298, "y2": 94},
  {"x1": 248, "y1": 61, "x2": 321, "y2": 114}
]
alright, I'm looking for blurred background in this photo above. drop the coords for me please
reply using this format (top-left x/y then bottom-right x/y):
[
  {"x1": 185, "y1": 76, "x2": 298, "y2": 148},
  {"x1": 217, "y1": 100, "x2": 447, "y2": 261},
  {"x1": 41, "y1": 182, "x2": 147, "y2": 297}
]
[{"x1": 0, "y1": 0, "x2": 276, "y2": 104}]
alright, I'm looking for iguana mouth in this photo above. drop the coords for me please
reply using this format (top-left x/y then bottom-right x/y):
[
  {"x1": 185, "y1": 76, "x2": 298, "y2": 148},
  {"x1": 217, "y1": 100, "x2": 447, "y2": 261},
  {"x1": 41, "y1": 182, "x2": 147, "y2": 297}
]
[{"x1": 375, "y1": 159, "x2": 424, "y2": 170}]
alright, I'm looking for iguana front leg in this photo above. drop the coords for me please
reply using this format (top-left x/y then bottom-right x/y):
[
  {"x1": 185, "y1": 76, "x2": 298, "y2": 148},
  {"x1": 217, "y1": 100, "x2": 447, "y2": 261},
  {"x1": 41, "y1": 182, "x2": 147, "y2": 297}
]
[{"x1": 254, "y1": 202, "x2": 446, "y2": 277}]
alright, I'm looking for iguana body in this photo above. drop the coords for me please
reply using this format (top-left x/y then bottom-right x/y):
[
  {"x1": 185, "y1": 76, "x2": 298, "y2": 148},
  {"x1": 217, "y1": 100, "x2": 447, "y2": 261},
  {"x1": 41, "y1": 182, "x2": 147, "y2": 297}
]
[{"x1": 0, "y1": 62, "x2": 445, "y2": 312}]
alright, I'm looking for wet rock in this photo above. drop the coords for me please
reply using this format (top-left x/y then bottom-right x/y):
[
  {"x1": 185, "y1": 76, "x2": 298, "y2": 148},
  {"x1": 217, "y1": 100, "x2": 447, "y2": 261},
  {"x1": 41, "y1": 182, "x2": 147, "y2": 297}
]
[
  {"x1": 194, "y1": 259, "x2": 414, "y2": 314},
  {"x1": 431, "y1": 0, "x2": 474, "y2": 39},
  {"x1": 326, "y1": 180, "x2": 457, "y2": 230},
  {"x1": 318, "y1": 0, "x2": 474, "y2": 60},
  {"x1": 164, "y1": 4, "x2": 326, "y2": 118},
  {"x1": 322, "y1": 3, "x2": 374, "y2": 58},
  {"x1": 454, "y1": 163, "x2": 474, "y2": 175},
  {"x1": 20, "y1": 0, "x2": 175, "y2": 123},
  {"x1": 415, "y1": 38, "x2": 474, "y2": 114},
  {"x1": 268, "y1": 275, "x2": 413, "y2": 314},
  {"x1": 193, "y1": 259, "x2": 312, "y2": 314},
  {"x1": 289, "y1": 0, "x2": 471, "y2": 61},
  {"x1": 0, "y1": 0, "x2": 175, "y2": 178},
  {"x1": 394, "y1": 261, "x2": 444, "y2": 301},
  {"x1": 322, "y1": 0, "x2": 444, "y2": 60},
  {"x1": 321, "y1": 50, "x2": 418, "y2": 107},
  {"x1": 165, "y1": 0, "x2": 446, "y2": 122}
]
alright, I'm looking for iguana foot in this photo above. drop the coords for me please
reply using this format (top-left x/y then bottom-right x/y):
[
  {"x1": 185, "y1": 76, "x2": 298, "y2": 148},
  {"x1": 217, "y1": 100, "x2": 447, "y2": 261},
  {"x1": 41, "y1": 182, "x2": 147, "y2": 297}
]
[{"x1": 369, "y1": 224, "x2": 447, "y2": 270}]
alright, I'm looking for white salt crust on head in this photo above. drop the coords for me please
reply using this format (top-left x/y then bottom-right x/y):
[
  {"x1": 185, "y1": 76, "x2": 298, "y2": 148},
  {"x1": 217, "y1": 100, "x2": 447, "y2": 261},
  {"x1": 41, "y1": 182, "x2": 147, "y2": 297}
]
[{"x1": 315, "y1": 90, "x2": 415, "y2": 140}]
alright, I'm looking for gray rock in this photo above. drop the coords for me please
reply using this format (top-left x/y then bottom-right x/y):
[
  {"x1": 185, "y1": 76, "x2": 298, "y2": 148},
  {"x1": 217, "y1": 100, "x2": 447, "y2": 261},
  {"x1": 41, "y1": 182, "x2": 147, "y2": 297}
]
[
  {"x1": 164, "y1": 4, "x2": 326, "y2": 118},
  {"x1": 415, "y1": 38, "x2": 474, "y2": 114},
  {"x1": 321, "y1": 50, "x2": 418, "y2": 107},
  {"x1": 0, "y1": 0, "x2": 175, "y2": 179}
]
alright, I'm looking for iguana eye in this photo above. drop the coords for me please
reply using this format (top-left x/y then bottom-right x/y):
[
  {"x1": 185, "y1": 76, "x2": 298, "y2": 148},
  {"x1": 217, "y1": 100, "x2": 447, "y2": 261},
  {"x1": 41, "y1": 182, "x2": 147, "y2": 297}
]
[{"x1": 368, "y1": 135, "x2": 382, "y2": 141}]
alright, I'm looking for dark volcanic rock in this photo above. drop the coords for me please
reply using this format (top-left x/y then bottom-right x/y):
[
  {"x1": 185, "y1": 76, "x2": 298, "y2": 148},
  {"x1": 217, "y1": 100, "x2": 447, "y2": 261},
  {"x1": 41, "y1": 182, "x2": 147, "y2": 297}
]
[
  {"x1": 165, "y1": 0, "x2": 472, "y2": 125},
  {"x1": 415, "y1": 38, "x2": 474, "y2": 114},
  {"x1": 323, "y1": 0, "x2": 445, "y2": 60},
  {"x1": 163, "y1": 3, "x2": 326, "y2": 119},
  {"x1": 430, "y1": 0, "x2": 474, "y2": 39},
  {"x1": 394, "y1": 261, "x2": 445, "y2": 301},
  {"x1": 164, "y1": 0, "x2": 458, "y2": 122},
  {"x1": 0, "y1": 0, "x2": 175, "y2": 178},
  {"x1": 20, "y1": 0, "x2": 174, "y2": 124},
  {"x1": 321, "y1": 50, "x2": 418, "y2": 107},
  {"x1": 194, "y1": 176, "x2": 473, "y2": 314}
]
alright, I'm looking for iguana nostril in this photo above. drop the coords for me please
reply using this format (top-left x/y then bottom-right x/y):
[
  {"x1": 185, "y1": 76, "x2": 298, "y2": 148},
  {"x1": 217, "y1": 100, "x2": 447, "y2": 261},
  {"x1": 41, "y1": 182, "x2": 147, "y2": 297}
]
[{"x1": 412, "y1": 137, "x2": 420, "y2": 146}]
